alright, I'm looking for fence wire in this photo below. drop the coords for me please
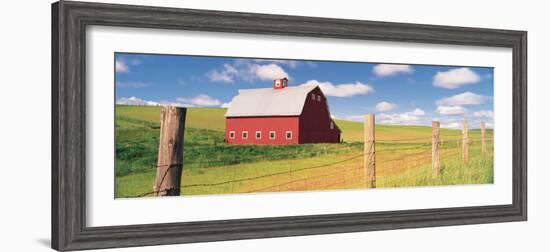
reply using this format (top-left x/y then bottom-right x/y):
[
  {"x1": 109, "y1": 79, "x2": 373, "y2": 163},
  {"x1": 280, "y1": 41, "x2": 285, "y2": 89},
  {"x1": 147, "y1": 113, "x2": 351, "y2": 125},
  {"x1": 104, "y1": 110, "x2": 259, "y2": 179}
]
[{"x1": 122, "y1": 133, "x2": 493, "y2": 198}]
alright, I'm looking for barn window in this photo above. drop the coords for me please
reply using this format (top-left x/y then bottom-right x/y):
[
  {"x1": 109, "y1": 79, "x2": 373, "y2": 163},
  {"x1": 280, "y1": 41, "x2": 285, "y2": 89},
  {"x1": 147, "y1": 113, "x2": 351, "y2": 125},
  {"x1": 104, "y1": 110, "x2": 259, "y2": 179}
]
[
  {"x1": 317, "y1": 95, "x2": 321, "y2": 102},
  {"x1": 255, "y1": 131, "x2": 262, "y2": 139},
  {"x1": 286, "y1": 131, "x2": 293, "y2": 140},
  {"x1": 242, "y1": 131, "x2": 248, "y2": 139},
  {"x1": 229, "y1": 131, "x2": 235, "y2": 139},
  {"x1": 269, "y1": 131, "x2": 276, "y2": 139},
  {"x1": 330, "y1": 121, "x2": 334, "y2": 130},
  {"x1": 311, "y1": 93, "x2": 315, "y2": 100}
]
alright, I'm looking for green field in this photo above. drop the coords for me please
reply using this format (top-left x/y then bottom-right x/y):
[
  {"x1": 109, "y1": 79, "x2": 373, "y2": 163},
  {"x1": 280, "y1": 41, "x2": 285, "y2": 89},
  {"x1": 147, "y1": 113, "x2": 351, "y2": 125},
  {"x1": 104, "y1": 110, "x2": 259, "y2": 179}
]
[{"x1": 115, "y1": 105, "x2": 493, "y2": 198}]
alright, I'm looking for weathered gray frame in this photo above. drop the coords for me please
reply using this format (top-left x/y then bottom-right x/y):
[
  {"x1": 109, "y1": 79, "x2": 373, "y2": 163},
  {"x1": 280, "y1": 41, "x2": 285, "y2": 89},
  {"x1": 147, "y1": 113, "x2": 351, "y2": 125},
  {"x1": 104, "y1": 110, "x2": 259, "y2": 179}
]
[{"x1": 51, "y1": 1, "x2": 527, "y2": 251}]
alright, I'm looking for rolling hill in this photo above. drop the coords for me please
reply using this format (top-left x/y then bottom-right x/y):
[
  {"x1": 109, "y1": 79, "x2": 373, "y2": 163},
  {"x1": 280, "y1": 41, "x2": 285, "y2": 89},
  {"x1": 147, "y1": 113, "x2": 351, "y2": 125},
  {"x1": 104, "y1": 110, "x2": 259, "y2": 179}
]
[{"x1": 116, "y1": 105, "x2": 482, "y2": 142}]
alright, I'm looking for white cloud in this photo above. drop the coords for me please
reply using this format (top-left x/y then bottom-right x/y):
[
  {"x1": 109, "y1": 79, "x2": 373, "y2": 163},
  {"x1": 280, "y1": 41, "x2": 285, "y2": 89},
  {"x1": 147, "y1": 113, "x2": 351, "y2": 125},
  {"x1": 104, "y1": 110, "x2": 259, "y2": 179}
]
[
  {"x1": 433, "y1": 67, "x2": 481, "y2": 89},
  {"x1": 440, "y1": 114, "x2": 494, "y2": 129},
  {"x1": 300, "y1": 80, "x2": 374, "y2": 97},
  {"x1": 115, "y1": 57, "x2": 143, "y2": 73},
  {"x1": 377, "y1": 108, "x2": 426, "y2": 125},
  {"x1": 115, "y1": 59, "x2": 129, "y2": 73},
  {"x1": 375, "y1": 101, "x2": 398, "y2": 112},
  {"x1": 464, "y1": 110, "x2": 495, "y2": 129},
  {"x1": 206, "y1": 63, "x2": 239, "y2": 83},
  {"x1": 206, "y1": 60, "x2": 290, "y2": 83},
  {"x1": 338, "y1": 115, "x2": 364, "y2": 122},
  {"x1": 436, "y1": 105, "x2": 467, "y2": 115},
  {"x1": 117, "y1": 95, "x2": 225, "y2": 108},
  {"x1": 410, "y1": 108, "x2": 426, "y2": 116},
  {"x1": 252, "y1": 64, "x2": 289, "y2": 81},
  {"x1": 436, "y1": 92, "x2": 490, "y2": 106},
  {"x1": 373, "y1": 64, "x2": 413, "y2": 77},
  {"x1": 440, "y1": 120, "x2": 492, "y2": 130},
  {"x1": 116, "y1": 81, "x2": 148, "y2": 88},
  {"x1": 176, "y1": 94, "x2": 221, "y2": 107},
  {"x1": 116, "y1": 96, "x2": 158, "y2": 106},
  {"x1": 116, "y1": 97, "x2": 196, "y2": 107},
  {"x1": 250, "y1": 59, "x2": 318, "y2": 69},
  {"x1": 440, "y1": 122, "x2": 462, "y2": 129},
  {"x1": 221, "y1": 101, "x2": 231, "y2": 108},
  {"x1": 251, "y1": 59, "x2": 300, "y2": 68},
  {"x1": 472, "y1": 110, "x2": 494, "y2": 119},
  {"x1": 159, "y1": 101, "x2": 195, "y2": 107}
]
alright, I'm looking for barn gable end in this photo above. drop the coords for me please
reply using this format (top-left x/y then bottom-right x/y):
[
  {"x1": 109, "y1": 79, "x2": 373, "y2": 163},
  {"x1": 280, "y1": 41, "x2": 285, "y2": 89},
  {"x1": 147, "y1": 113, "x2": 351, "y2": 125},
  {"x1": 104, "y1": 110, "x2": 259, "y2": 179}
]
[{"x1": 299, "y1": 87, "x2": 341, "y2": 144}]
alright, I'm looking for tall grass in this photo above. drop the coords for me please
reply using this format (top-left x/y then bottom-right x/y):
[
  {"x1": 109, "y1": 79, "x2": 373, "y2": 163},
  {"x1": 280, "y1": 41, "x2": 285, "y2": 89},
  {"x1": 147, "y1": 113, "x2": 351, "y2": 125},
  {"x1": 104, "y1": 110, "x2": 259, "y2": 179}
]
[{"x1": 377, "y1": 145, "x2": 493, "y2": 188}]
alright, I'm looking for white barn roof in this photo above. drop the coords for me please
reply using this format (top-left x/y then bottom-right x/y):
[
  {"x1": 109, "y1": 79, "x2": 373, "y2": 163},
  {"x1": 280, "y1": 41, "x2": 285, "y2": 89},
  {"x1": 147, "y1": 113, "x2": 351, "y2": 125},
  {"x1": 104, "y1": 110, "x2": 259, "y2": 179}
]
[{"x1": 225, "y1": 85, "x2": 318, "y2": 117}]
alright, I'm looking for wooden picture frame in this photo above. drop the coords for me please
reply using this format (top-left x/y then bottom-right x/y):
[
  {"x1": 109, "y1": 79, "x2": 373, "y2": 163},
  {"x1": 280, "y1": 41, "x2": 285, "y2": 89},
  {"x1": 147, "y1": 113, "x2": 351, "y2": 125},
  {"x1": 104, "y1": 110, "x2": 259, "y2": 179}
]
[{"x1": 52, "y1": 1, "x2": 527, "y2": 251}]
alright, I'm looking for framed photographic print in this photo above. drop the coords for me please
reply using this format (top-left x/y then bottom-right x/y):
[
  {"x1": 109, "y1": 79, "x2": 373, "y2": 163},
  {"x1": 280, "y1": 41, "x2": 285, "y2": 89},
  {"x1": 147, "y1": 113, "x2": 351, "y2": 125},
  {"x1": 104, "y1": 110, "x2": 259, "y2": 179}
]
[{"x1": 52, "y1": 1, "x2": 527, "y2": 251}]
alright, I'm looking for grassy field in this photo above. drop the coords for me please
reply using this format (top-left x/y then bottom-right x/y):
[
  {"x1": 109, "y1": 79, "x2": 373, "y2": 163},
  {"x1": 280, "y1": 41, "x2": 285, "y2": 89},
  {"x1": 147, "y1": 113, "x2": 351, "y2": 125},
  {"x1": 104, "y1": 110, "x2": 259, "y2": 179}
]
[{"x1": 115, "y1": 105, "x2": 494, "y2": 198}]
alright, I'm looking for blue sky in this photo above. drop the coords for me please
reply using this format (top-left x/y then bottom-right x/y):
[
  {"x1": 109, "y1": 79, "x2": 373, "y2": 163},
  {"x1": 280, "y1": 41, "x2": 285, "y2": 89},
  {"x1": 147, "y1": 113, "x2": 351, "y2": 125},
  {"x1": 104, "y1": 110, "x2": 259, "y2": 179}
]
[{"x1": 115, "y1": 53, "x2": 494, "y2": 129}]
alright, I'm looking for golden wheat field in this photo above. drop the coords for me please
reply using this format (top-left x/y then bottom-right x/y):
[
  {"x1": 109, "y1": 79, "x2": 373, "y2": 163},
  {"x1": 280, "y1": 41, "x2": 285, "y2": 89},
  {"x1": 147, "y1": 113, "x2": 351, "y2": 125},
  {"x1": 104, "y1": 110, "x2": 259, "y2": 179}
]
[{"x1": 115, "y1": 105, "x2": 493, "y2": 198}]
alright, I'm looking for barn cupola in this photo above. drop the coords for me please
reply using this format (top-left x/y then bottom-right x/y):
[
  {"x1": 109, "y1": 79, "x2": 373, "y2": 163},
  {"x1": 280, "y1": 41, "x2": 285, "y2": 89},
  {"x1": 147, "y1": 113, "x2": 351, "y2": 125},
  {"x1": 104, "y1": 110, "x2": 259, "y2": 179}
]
[{"x1": 273, "y1": 77, "x2": 288, "y2": 90}]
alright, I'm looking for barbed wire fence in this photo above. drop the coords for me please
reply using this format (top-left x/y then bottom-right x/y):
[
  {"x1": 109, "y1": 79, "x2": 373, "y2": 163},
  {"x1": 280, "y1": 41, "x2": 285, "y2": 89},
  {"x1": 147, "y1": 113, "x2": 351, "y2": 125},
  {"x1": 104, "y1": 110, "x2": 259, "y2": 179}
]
[{"x1": 123, "y1": 114, "x2": 493, "y2": 198}]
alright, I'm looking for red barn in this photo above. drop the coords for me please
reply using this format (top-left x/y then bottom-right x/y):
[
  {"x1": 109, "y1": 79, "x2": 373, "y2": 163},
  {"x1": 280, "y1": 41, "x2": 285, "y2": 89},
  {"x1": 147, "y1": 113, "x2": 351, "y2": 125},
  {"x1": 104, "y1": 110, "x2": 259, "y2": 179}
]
[{"x1": 225, "y1": 78, "x2": 341, "y2": 145}]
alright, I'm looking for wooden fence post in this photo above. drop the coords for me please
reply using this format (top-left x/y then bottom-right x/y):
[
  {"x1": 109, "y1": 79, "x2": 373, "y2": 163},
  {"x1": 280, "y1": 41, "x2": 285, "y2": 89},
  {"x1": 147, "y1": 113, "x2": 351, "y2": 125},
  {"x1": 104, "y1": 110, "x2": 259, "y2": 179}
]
[
  {"x1": 462, "y1": 120, "x2": 469, "y2": 163},
  {"x1": 154, "y1": 106, "x2": 186, "y2": 196},
  {"x1": 432, "y1": 121, "x2": 440, "y2": 178},
  {"x1": 480, "y1": 122, "x2": 486, "y2": 159},
  {"x1": 364, "y1": 114, "x2": 376, "y2": 188}
]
